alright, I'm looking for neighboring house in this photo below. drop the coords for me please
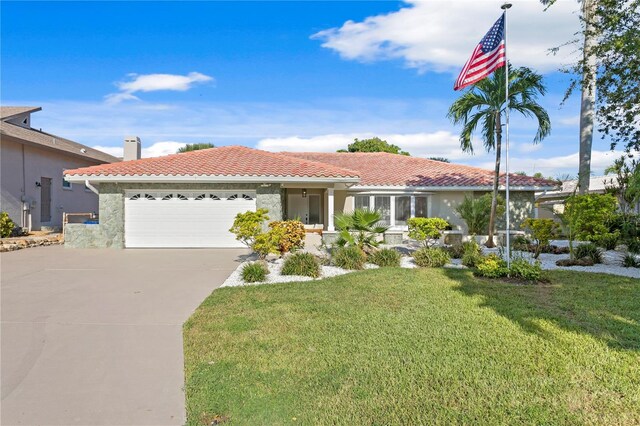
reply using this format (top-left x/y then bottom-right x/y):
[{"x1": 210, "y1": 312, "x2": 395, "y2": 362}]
[
  {"x1": 536, "y1": 176, "x2": 640, "y2": 219},
  {"x1": 0, "y1": 106, "x2": 120, "y2": 231},
  {"x1": 63, "y1": 145, "x2": 556, "y2": 248}
]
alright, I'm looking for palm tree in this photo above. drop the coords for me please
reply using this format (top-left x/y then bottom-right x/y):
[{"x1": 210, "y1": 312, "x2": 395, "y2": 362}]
[
  {"x1": 448, "y1": 66, "x2": 551, "y2": 247},
  {"x1": 334, "y1": 209, "x2": 389, "y2": 253}
]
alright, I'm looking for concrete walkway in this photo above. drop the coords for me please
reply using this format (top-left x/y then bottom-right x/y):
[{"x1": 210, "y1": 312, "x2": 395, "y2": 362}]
[{"x1": 1, "y1": 245, "x2": 246, "y2": 425}]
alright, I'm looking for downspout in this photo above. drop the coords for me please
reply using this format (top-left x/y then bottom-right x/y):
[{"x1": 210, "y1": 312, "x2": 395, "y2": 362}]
[{"x1": 85, "y1": 180, "x2": 99, "y2": 195}]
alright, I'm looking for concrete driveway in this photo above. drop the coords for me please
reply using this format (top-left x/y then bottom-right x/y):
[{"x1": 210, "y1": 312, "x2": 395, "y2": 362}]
[{"x1": 1, "y1": 245, "x2": 246, "y2": 425}]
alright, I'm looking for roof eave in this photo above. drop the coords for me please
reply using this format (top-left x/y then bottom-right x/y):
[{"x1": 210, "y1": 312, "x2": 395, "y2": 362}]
[
  {"x1": 64, "y1": 174, "x2": 361, "y2": 184},
  {"x1": 349, "y1": 184, "x2": 558, "y2": 192}
]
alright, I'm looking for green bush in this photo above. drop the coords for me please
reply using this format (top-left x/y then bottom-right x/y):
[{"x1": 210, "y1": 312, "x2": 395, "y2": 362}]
[
  {"x1": 563, "y1": 194, "x2": 618, "y2": 242},
  {"x1": 0, "y1": 212, "x2": 16, "y2": 238},
  {"x1": 281, "y1": 252, "x2": 321, "y2": 278},
  {"x1": 445, "y1": 244, "x2": 464, "y2": 259},
  {"x1": 574, "y1": 243, "x2": 603, "y2": 264},
  {"x1": 370, "y1": 248, "x2": 401, "y2": 267},
  {"x1": 608, "y1": 213, "x2": 639, "y2": 252},
  {"x1": 474, "y1": 254, "x2": 509, "y2": 278},
  {"x1": 333, "y1": 246, "x2": 367, "y2": 270},
  {"x1": 522, "y1": 218, "x2": 560, "y2": 259},
  {"x1": 229, "y1": 209, "x2": 270, "y2": 248},
  {"x1": 407, "y1": 217, "x2": 450, "y2": 247},
  {"x1": 269, "y1": 220, "x2": 306, "y2": 254},
  {"x1": 622, "y1": 254, "x2": 639, "y2": 268},
  {"x1": 242, "y1": 261, "x2": 269, "y2": 283},
  {"x1": 455, "y1": 194, "x2": 505, "y2": 235},
  {"x1": 591, "y1": 231, "x2": 620, "y2": 250},
  {"x1": 335, "y1": 209, "x2": 388, "y2": 252},
  {"x1": 252, "y1": 232, "x2": 280, "y2": 259},
  {"x1": 461, "y1": 240, "x2": 483, "y2": 267},
  {"x1": 413, "y1": 247, "x2": 451, "y2": 268},
  {"x1": 509, "y1": 257, "x2": 543, "y2": 281}
]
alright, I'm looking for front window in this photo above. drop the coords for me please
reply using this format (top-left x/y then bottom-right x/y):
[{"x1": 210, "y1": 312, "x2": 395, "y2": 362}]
[
  {"x1": 395, "y1": 196, "x2": 411, "y2": 226},
  {"x1": 374, "y1": 196, "x2": 391, "y2": 225},
  {"x1": 355, "y1": 195, "x2": 370, "y2": 210},
  {"x1": 415, "y1": 196, "x2": 428, "y2": 217}
]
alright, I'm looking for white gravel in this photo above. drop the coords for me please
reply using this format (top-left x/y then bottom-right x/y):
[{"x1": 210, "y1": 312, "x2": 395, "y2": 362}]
[{"x1": 221, "y1": 242, "x2": 639, "y2": 287}]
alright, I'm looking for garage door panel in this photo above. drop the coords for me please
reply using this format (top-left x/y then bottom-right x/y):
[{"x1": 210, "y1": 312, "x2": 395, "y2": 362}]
[{"x1": 124, "y1": 191, "x2": 256, "y2": 248}]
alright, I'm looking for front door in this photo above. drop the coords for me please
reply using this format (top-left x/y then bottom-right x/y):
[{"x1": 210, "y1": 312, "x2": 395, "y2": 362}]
[
  {"x1": 40, "y1": 177, "x2": 52, "y2": 223},
  {"x1": 287, "y1": 194, "x2": 322, "y2": 225}
]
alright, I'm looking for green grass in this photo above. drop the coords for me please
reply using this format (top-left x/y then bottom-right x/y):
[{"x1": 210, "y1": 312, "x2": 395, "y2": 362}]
[{"x1": 184, "y1": 268, "x2": 640, "y2": 425}]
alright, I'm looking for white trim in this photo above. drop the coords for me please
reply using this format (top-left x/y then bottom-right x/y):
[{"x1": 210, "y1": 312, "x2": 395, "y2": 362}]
[
  {"x1": 327, "y1": 188, "x2": 335, "y2": 232},
  {"x1": 350, "y1": 185, "x2": 554, "y2": 192},
  {"x1": 390, "y1": 195, "x2": 396, "y2": 228},
  {"x1": 410, "y1": 196, "x2": 416, "y2": 218},
  {"x1": 64, "y1": 174, "x2": 359, "y2": 184}
]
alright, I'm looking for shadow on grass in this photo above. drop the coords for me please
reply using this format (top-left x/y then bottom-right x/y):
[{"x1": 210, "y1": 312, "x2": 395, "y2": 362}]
[{"x1": 443, "y1": 268, "x2": 640, "y2": 352}]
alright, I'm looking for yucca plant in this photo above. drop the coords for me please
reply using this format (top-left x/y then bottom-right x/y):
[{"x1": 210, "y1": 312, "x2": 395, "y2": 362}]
[{"x1": 334, "y1": 209, "x2": 388, "y2": 253}]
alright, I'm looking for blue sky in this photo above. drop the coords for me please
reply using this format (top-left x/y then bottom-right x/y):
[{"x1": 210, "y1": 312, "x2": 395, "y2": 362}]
[{"x1": 1, "y1": 0, "x2": 624, "y2": 176}]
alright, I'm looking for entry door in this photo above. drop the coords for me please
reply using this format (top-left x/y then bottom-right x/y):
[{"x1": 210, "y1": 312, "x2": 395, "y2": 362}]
[
  {"x1": 287, "y1": 194, "x2": 322, "y2": 225},
  {"x1": 40, "y1": 177, "x2": 52, "y2": 223},
  {"x1": 308, "y1": 194, "x2": 321, "y2": 224}
]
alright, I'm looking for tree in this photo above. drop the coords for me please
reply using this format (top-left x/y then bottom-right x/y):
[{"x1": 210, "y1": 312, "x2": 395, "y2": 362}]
[
  {"x1": 338, "y1": 137, "x2": 410, "y2": 155},
  {"x1": 448, "y1": 66, "x2": 551, "y2": 247},
  {"x1": 604, "y1": 155, "x2": 640, "y2": 213},
  {"x1": 544, "y1": 0, "x2": 640, "y2": 188},
  {"x1": 177, "y1": 143, "x2": 215, "y2": 153},
  {"x1": 428, "y1": 157, "x2": 450, "y2": 163}
]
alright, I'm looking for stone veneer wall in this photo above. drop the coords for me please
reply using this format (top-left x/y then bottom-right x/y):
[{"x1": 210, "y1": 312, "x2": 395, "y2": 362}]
[{"x1": 64, "y1": 182, "x2": 284, "y2": 248}]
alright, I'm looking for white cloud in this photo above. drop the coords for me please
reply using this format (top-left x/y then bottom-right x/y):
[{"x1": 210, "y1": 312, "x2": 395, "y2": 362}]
[
  {"x1": 257, "y1": 131, "x2": 482, "y2": 161},
  {"x1": 558, "y1": 115, "x2": 580, "y2": 126},
  {"x1": 93, "y1": 141, "x2": 188, "y2": 158},
  {"x1": 313, "y1": 0, "x2": 580, "y2": 73},
  {"x1": 105, "y1": 72, "x2": 213, "y2": 104}
]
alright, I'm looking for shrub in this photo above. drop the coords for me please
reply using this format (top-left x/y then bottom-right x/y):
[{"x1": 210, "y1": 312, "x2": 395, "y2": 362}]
[
  {"x1": 333, "y1": 246, "x2": 366, "y2": 270},
  {"x1": 335, "y1": 209, "x2": 388, "y2": 252},
  {"x1": 229, "y1": 209, "x2": 269, "y2": 248},
  {"x1": 474, "y1": 254, "x2": 508, "y2": 278},
  {"x1": 512, "y1": 235, "x2": 531, "y2": 251},
  {"x1": 522, "y1": 218, "x2": 560, "y2": 259},
  {"x1": 370, "y1": 248, "x2": 401, "y2": 267},
  {"x1": 608, "y1": 213, "x2": 639, "y2": 251},
  {"x1": 455, "y1": 194, "x2": 505, "y2": 235},
  {"x1": 556, "y1": 257, "x2": 595, "y2": 267},
  {"x1": 407, "y1": 217, "x2": 450, "y2": 247},
  {"x1": 242, "y1": 261, "x2": 269, "y2": 283},
  {"x1": 445, "y1": 244, "x2": 464, "y2": 259},
  {"x1": 591, "y1": 231, "x2": 620, "y2": 250},
  {"x1": 574, "y1": 243, "x2": 603, "y2": 264},
  {"x1": 269, "y1": 220, "x2": 306, "y2": 254},
  {"x1": 281, "y1": 252, "x2": 321, "y2": 278},
  {"x1": 622, "y1": 254, "x2": 639, "y2": 268},
  {"x1": 252, "y1": 232, "x2": 280, "y2": 259},
  {"x1": 0, "y1": 212, "x2": 16, "y2": 238},
  {"x1": 509, "y1": 257, "x2": 543, "y2": 281},
  {"x1": 413, "y1": 247, "x2": 451, "y2": 268},
  {"x1": 461, "y1": 240, "x2": 483, "y2": 267},
  {"x1": 563, "y1": 194, "x2": 618, "y2": 242}
]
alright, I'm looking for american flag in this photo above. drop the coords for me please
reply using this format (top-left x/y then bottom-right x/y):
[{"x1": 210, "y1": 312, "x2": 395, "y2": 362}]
[{"x1": 454, "y1": 13, "x2": 506, "y2": 91}]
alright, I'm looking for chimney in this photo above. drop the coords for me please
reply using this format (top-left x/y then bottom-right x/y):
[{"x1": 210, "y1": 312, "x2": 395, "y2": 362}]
[{"x1": 124, "y1": 136, "x2": 141, "y2": 161}]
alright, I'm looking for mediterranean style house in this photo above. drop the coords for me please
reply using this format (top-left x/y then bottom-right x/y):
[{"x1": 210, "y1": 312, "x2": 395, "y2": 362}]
[
  {"x1": 0, "y1": 106, "x2": 119, "y2": 231},
  {"x1": 63, "y1": 145, "x2": 556, "y2": 248}
]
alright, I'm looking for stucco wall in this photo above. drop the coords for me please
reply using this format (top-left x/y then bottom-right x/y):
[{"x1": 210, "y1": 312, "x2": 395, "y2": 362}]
[
  {"x1": 1, "y1": 138, "x2": 102, "y2": 230},
  {"x1": 429, "y1": 191, "x2": 473, "y2": 232},
  {"x1": 65, "y1": 182, "x2": 285, "y2": 248}
]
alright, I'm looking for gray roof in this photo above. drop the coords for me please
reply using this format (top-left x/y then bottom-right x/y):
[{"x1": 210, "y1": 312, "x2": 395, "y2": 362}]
[
  {"x1": 0, "y1": 106, "x2": 42, "y2": 120},
  {"x1": 1, "y1": 120, "x2": 119, "y2": 164}
]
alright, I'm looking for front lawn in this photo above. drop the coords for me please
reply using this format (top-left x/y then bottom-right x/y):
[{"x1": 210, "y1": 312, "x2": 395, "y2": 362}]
[{"x1": 184, "y1": 268, "x2": 640, "y2": 425}]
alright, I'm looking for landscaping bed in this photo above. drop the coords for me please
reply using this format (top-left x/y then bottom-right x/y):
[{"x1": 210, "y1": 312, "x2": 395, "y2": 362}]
[{"x1": 185, "y1": 268, "x2": 640, "y2": 425}]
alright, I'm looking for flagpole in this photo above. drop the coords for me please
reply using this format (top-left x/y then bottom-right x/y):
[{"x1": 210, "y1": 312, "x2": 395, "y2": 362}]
[{"x1": 502, "y1": 2, "x2": 512, "y2": 268}]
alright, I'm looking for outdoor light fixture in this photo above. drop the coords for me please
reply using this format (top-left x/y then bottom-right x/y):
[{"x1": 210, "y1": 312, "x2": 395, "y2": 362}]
[
  {"x1": 302, "y1": 189, "x2": 307, "y2": 198},
  {"x1": 35, "y1": 181, "x2": 41, "y2": 187}
]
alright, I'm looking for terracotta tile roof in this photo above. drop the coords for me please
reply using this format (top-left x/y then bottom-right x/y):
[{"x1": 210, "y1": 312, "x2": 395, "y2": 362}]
[
  {"x1": 0, "y1": 106, "x2": 41, "y2": 120},
  {"x1": 1, "y1": 120, "x2": 120, "y2": 164},
  {"x1": 282, "y1": 152, "x2": 557, "y2": 188},
  {"x1": 65, "y1": 145, "x2": 361, "y2": 179}
]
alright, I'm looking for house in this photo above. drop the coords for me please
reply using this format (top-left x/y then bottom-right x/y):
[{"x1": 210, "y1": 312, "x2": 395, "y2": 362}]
[
  {"x1": 536, "y1": 176, "x2": 640, "y2": 219},
  {"x1": 0, "y1": 106, "x2": 120, "y2": 232},
  {"x1": 63, "y1": 145, "x2": 556, "y2": 248}
]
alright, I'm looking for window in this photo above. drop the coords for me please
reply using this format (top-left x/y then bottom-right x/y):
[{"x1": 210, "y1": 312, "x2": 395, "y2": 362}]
[
  {"x1": 62, "y1": 177, "x2": 72, "y2": 190},
  {"x1": 374, "y1": 196, "x2": 391, "y2": 225},
  {"x1": 162, "y1": 194, "x2": 174, "y2": 200},
  {"x1": 177, "y1": 194, "x2": 188, "y2": 200},
  {"x1": 355, "y1": 195, "x2": 370, "y2": 210},
  {"x1": 395, "y1": 196, "x2": 411, "y2": 226},
  {"x1": 415, "y1": 196, "x2": 428, "y2": 218}
]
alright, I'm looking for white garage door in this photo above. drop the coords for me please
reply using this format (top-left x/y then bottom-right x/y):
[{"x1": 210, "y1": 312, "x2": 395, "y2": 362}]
[{"x1": 124, "y1": 190, "x2": 256, "y2": 248}]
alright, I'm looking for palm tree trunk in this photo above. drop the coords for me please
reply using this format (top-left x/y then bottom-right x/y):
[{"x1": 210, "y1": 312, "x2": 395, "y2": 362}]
[
  {"x1": 578, "y1": 0, "x2": 596, "y2": 194},
  {"x1": 486, "y1": 111, "x2": 502, "y2": 248}
]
